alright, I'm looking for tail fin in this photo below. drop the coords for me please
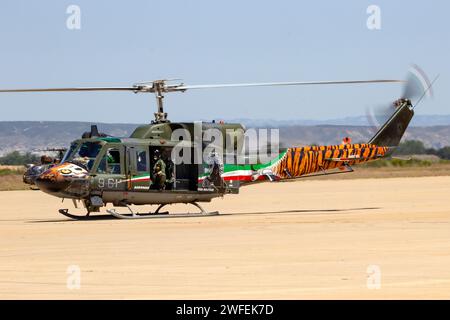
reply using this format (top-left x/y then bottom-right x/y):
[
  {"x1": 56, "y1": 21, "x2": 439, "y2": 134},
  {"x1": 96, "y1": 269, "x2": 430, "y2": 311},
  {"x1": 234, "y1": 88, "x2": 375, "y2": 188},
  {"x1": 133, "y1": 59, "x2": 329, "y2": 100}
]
[{"x1": 368, "y1": 99, "x2": 414, "y2": 147}]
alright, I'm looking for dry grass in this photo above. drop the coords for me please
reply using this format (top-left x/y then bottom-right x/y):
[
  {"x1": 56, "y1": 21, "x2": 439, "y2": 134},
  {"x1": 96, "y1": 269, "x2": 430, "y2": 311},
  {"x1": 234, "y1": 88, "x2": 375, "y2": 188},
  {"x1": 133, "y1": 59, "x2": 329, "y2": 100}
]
[
  {"x1": 0, "y1": 174, "x2": 28, "y2": 191},
  {"x1": 0, "y1": 165, "x2": 25, "y2": 171},
  {"x1": 0, "y1": 165, "x2": 28, "y2": 191}
]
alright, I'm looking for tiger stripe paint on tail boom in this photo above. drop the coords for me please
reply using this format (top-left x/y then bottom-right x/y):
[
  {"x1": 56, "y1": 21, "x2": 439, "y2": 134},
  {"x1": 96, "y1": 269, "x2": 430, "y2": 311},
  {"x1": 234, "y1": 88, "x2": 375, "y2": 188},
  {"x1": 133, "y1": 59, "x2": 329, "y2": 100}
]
[
  {"x1": 203, "y1": 100, "x2": 412, "y2": 186},
  {"x1": 271, "y1": 144, "x2": 389, "y2": 179},
  {"x1": 206, "y1": 143, "x2": 390, "y2": 185}
]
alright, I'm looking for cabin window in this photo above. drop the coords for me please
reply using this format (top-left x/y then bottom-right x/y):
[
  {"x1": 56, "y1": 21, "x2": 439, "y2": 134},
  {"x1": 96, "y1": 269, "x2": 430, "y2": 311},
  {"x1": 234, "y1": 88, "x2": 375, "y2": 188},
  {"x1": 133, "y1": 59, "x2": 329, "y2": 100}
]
[
  {"x1": 97, "y1": 148, "x2": 122, "y2": 174},
  {"x1": 136, "y1": 149, "x2": 148, "y2": 172}
]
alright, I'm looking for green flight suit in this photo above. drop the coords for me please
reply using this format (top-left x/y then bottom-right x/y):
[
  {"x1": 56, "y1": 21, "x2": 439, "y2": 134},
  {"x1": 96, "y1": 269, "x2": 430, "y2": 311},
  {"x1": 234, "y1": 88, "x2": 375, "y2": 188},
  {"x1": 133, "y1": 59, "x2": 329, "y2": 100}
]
[{"x1": 152, "y1": 158, "x2": 166, "y2": 190}]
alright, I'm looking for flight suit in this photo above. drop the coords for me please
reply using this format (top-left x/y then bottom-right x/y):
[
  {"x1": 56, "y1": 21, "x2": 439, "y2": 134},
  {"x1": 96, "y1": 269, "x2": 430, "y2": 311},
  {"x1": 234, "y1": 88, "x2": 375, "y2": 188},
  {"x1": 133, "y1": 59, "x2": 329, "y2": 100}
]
[{"x1": 152, "y1": 158, "x2": 166, "y2": 190}]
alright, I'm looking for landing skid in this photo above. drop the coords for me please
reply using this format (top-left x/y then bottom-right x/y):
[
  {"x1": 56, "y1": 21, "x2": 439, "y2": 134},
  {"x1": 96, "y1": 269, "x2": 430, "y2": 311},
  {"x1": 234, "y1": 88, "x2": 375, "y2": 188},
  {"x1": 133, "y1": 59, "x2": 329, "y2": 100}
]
[
  {"x1": 58, "y1": 209, "x2": 95, "y2": 220},
  {"x1": 107, "y1": 203, "x2": 219, "y2": 219},
  {"x1": 58, "y1": 203, "x2": 219, "y2": 220}
]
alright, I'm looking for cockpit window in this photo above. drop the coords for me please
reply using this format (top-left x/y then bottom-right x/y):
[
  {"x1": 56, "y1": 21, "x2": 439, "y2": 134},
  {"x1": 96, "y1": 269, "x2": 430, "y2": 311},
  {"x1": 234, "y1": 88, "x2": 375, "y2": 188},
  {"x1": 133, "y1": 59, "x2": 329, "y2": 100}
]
[
  {"x1": 61, "y1": 143, "x2": 78, "y2": 163},
  {"x1": 62, "y1": 142, "x2": 103, "y2": 170},
  {"x1": 97, "y1": 148, "x2": 122, "y2": 174}
]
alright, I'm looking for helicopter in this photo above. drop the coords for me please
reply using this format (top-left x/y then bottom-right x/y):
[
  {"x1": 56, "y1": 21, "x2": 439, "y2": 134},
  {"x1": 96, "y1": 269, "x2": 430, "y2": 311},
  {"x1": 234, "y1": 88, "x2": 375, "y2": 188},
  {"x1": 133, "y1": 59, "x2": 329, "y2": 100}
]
[
  {"x1": 22, "y1": 148, "x2": 67, "y2": 188},
  {"x1": 0, "y1": 67, "x2": 435, "y2": 220}
]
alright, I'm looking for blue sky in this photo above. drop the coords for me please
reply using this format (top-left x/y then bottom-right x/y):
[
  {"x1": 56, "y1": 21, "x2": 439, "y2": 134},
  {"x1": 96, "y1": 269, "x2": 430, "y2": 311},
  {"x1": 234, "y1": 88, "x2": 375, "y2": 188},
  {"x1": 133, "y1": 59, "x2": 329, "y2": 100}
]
[{"x1": 0, "y1": 0, "x2": 448, "y2": 123}]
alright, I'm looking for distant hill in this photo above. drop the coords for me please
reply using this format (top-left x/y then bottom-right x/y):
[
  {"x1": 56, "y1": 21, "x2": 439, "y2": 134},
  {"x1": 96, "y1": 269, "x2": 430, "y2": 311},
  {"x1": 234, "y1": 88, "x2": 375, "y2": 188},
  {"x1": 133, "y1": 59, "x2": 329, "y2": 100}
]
[
  {"x1": 0, "y1": 121, "x2": 137, "y2": 156},
  {"x1": 225, "y1": 114, "x2": 450, "y2": 127},
  {"x1": 277, "y1": 125, "x2": 450, "y2": 149},
  {"x1": 1, "y1": 120, "x2": 450, "y2": 156}
]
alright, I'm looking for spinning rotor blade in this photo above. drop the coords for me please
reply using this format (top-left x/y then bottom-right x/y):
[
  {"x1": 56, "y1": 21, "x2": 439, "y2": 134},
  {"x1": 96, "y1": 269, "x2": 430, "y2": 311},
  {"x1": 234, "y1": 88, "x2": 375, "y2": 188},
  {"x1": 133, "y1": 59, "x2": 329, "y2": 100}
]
[
  {"x1": 0, "y1": 87, "x2": 137, "y2": 93},
  {"x1": 175, "y1": 79, "x2": 404, "y2": 91},
  {"x1": 367, "y1": 65, "x2": 436, "y2": 129},
  {"x1": 402, "y1": 64, "x2": 433, "y2": 102},
  {"x1": 366, "y1": 103, "x2": 396, "y2": 129}
]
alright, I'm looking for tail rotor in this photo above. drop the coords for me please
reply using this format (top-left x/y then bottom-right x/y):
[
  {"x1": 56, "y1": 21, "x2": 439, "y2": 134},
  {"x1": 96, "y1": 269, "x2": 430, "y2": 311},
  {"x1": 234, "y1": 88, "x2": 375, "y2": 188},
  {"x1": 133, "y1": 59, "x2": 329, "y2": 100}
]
[{"x1": 367, "y1": 64, "x2": 436, "y2": 130}]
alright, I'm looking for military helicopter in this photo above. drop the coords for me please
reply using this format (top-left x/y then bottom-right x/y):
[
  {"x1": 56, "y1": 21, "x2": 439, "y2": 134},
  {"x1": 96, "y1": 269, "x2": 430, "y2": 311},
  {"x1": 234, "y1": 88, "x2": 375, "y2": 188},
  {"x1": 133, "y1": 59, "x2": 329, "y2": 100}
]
[
  {"x1": 0, "y1": 68, "x2": 434, "y2": 220},
  {"x1": 23, "y1": 148, "x2": 67, "y2": 188}
]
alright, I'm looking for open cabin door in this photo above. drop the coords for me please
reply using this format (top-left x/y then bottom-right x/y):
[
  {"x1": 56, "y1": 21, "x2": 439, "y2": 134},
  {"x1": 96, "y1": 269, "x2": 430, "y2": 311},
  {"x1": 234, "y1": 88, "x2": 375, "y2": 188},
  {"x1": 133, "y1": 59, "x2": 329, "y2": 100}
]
[
  {"x1": 125, "y1": 146, "x2": 151, "y2": 191},
  {"x1": 156, "y1": 146, "x2": 197, "y2": 191}
]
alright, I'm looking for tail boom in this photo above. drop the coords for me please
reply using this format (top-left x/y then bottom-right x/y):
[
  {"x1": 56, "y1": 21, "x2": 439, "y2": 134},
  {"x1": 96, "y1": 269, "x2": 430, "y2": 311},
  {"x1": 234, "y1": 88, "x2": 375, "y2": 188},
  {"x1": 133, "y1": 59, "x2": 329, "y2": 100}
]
[
  {"x1": 217, "y1": 143, "x2": 391, "y2": 184},
  {"x1": 217, "y1": 100, "x2": 414, "y2": 184},
  {"x1": 270, "y1": 144, "x2": 390, "y2": 179}
]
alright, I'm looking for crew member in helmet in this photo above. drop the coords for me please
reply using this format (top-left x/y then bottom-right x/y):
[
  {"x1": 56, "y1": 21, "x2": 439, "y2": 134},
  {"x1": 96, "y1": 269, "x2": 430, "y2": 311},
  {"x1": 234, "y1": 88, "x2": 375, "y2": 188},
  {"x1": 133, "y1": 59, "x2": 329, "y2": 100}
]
[
  {"x1": 152, "y1": 149, "x2": 166, "y2": 190},
  {"x1": 40, "y1": 155, "x2": 53, "y2": 165}
]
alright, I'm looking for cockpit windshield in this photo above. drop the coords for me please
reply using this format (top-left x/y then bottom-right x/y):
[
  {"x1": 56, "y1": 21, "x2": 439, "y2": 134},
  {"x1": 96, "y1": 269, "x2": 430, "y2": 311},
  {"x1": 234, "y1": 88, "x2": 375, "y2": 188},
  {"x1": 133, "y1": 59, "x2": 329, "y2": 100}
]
[
  {"x1": 61, "y1": 143, "x2": 78, "y2": 163},
  {"x1": 61, "y1": 141, "x2": 103, "y2": 170}
]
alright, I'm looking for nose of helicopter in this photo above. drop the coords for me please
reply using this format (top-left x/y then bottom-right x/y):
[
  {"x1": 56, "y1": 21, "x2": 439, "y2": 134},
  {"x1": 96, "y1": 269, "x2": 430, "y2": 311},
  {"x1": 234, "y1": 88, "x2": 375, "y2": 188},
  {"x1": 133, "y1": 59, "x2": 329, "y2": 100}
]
[
  {"x1": 34, "y1": 162, "x2": 89, "y2": 197},
  {"x1": 35, "y1": 170, "x2": 70, "y2": 194}
]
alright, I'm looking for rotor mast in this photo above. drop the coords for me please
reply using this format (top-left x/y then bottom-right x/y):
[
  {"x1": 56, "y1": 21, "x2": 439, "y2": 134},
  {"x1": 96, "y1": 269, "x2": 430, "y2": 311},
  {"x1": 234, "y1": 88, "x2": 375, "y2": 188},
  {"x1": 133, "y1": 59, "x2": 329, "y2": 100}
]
[
  {"x1": 152, "y1": 80, "x2": 168, "y2": 123},
  {"x1": 133, "y1": 79, "x2": 186, "y2": 123}
]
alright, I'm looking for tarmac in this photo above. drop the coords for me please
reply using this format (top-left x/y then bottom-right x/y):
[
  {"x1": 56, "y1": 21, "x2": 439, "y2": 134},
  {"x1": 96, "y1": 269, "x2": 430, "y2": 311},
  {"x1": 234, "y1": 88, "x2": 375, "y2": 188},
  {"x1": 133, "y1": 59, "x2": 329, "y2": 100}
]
[{"x1": 1, "y1": 176, "x2": 450, "y2": 299}]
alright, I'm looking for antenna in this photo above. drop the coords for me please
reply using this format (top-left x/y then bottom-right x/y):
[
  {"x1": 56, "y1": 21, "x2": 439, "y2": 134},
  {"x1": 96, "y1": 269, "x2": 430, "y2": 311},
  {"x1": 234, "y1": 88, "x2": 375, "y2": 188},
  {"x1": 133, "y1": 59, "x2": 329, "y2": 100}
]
[{"x1": 413, "y1": 74, "x2": 439, "y2": 109}]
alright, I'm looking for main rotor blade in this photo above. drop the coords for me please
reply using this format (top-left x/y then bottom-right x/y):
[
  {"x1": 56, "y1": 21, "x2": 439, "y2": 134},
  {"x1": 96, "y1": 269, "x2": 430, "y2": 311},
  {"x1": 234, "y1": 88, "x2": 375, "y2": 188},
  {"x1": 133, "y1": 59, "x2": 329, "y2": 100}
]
[
  {"x1": 0, "y1": 87, "x2": 137, "y2": 93},
  {"x1": 0, "y1": 79, "x2": 405, "y2": 94},
  {"x1": 175, "y1": 79, "x2": 405, "y2": 91}
]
